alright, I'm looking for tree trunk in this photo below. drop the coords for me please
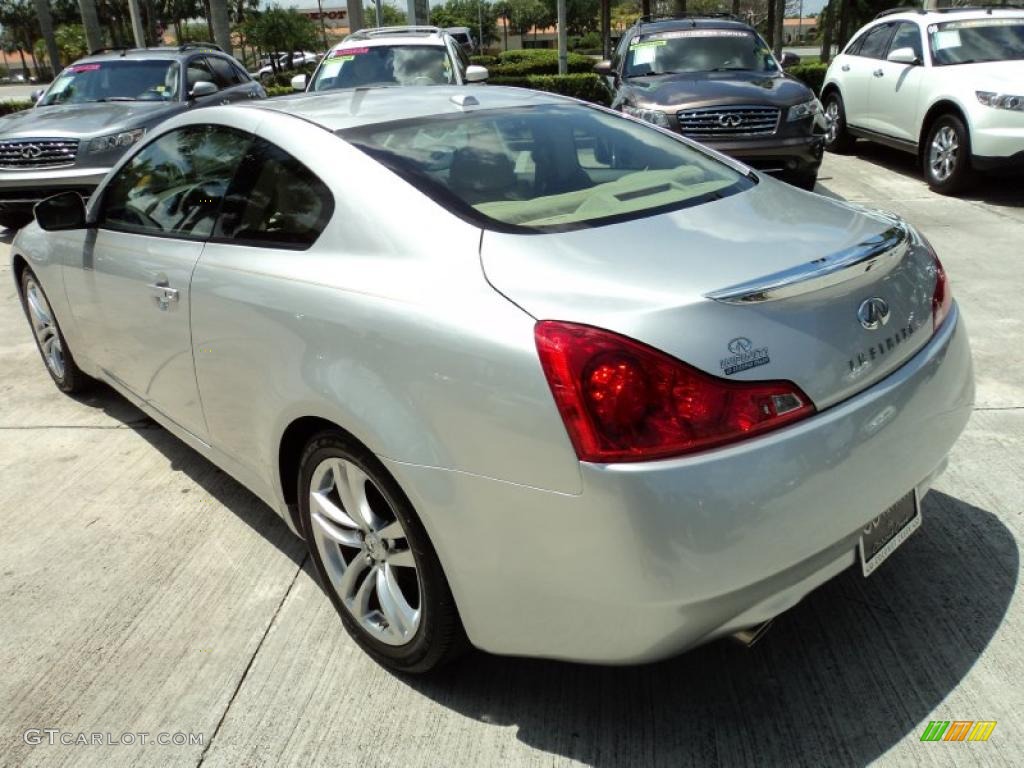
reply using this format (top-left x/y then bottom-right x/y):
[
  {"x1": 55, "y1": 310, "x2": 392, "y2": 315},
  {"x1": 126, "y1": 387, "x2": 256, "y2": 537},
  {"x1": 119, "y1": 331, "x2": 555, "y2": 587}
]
[
  {"x1": 78, "y1": 0, "x2": 105, "y2": 54},
  {"x1": 773, "y1": 0, "x2": 785, "y2": 57},
  {"x1": 766, "y1": 0, "x2": 775, "y2": 50},
  {"x1": 640, "y1": 0, "x2": 650, "y2": 20},
  {"x1": 18, "y1": 48, "x2": 28, "y2": 79},
  {"x1": 731, "y1": 0, "x2": 739, "y2": 17},
  {"x1": 837, "y1": 0, "x2": 851, "y2": 50},
  {"x1": 820, "y1": 4, "x2": 833, "y2": 63},
  {"x1": 32, "y1": 0, "x2": 62, "y2": 77},
  {"x1": 209, "y1": 0, "x2": 232, "y2": 53}
]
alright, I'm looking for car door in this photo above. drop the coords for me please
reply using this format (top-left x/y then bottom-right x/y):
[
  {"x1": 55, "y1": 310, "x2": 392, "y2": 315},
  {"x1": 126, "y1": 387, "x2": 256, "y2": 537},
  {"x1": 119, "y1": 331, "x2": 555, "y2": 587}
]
[
  {"x1": 869, "y1": 21, "x2": 926, "y2": 142},
  {"x1": 839, "y1": 22, "x2": 895, "y2": 129},
  {"x1": 62, "y1": 124, "x2": 252, "y2": 438}
]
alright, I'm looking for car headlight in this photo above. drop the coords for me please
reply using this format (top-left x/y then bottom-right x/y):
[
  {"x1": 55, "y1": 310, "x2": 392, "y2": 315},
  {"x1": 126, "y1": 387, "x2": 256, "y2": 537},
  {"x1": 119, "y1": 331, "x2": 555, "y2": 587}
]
[
  {"x1": 976, "y1": 91, "x2": 1024, "y2": 111},
  {"x1": 88, "y1": 129, "x2": 145, "y2": 154},
  {"x1": 621, "y1": 105, "x2": 670, "y2": 128},
  {"x1": 787, "y1": 98, "x2": 822, "y2": 122}
]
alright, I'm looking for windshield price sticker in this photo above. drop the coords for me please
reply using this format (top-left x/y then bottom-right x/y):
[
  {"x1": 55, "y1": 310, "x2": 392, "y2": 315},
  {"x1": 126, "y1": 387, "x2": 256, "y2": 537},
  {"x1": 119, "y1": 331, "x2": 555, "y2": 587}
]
[
  {"x1": 942, "y1": 18, "x2": 1023, "y2": 30},
  {"x1": 67, "y1": 64, "x2": 102, "y2": 73},
  {"x1": 629, "y1": 40, "x2": 666, "y2": 50},
  {"x1": 932, "y1": 30, "x2": 962, "y2": 50},
  {"x1": 329, "y1": 47, "x2": 369, "y2": 59},
  {"x1": 653, "y1": 30, "x2": 751, "y2": 40}
]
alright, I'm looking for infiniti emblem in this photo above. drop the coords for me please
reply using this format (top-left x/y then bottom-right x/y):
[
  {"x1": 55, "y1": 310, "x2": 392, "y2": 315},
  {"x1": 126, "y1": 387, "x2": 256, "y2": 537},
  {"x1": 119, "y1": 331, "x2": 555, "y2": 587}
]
[
  {"x1": 21, "y1": 144, "x2": 43, "y2": 160},
  {"x1": 857, "y1": 297, "x2": 891, "y2": 330},
  {"x1": 719, "y1": 114, "x2": 743, "y2": 128},
  {"x1": 727, "y1": 336, "x2": 753, "y2": 354}
]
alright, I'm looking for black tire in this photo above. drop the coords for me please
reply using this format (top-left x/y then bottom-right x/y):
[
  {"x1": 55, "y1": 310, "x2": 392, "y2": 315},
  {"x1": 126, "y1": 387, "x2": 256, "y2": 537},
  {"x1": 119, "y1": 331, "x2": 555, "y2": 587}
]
[
  {"x1": 298, "y1": 431, "x2": 467, "y2": 673},
  {"x1": 18, "y1": 267, "x2": 91, "y2": 394},
  {"x1": 823, "y1": 90, "x2": 856, "y2": 154},
  {"x1": 922, "y1": 113, "x2": 974, "y2": 195},
  {"x1": 0, "y1": 210, "x2": 33, "y2": 231}
]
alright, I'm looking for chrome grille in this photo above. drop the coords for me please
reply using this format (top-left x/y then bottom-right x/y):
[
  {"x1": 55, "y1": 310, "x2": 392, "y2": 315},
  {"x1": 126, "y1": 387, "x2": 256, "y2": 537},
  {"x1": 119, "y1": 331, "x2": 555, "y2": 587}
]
[
  {"x1": 0, "y1": 139, "x2": 79, "y2": 169},
  {"x1": 676, "y1": 106, "x2": 781, "y2": 138}
]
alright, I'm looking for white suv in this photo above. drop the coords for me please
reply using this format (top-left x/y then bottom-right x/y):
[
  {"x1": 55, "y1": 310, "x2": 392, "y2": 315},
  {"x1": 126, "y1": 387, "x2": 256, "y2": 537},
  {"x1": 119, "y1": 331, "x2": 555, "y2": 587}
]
[{"x1": 822, "y1": 7, "x2": 1024, "y2": 193}]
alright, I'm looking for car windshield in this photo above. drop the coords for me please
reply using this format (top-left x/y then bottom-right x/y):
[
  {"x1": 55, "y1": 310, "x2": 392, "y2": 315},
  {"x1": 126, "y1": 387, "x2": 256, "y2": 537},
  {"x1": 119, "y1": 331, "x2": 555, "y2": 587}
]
[
  {"x1": 40, "y1": 60, "x2": 180, "y2": 105},
  {"x1": 310, "y1": 45, "x2": 455, "y2": 90},
  {"x1": 340, "y1": 104, "x2": 752, "y2": 232},
  {"x1": 928, "y1": 18, "x2": 1024, "y2": 65},
  {"x1": 624, "y1": 29, "x2": 778, "y2": 76}
]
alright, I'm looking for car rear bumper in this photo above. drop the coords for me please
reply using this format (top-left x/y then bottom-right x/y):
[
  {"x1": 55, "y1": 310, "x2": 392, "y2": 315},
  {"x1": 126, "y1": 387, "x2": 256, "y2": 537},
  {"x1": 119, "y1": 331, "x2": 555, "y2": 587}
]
[
  {"x1": 703, "y1": 133, "x2": 825, "y2": 176},
  {"x1": 385, "y1": 307, "x2": 973, "y2": 664}
]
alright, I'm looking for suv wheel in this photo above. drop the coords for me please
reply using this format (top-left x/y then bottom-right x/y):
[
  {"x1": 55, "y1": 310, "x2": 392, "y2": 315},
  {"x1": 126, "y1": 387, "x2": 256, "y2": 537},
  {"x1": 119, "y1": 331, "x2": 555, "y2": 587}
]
[
  {"x1": 823, "y1": 91, "x2": 855, "y2": 154},
  {"x1": 923, "y1": 114, "x2": 973, "y2": 195},
  {"x1": 298, "y1": 431, "x2": 466, "y2": 673}
]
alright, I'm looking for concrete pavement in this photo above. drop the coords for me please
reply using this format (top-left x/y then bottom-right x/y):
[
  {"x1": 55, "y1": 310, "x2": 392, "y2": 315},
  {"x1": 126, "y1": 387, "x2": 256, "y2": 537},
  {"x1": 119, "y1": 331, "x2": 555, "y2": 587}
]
[{"x1": 0, "y1": 148, "x2": 1022, "y2": 767}]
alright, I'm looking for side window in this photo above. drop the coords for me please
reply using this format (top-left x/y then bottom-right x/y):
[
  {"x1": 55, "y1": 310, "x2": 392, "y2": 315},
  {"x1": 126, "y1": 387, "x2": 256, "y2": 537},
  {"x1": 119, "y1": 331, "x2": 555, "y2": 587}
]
[
  {"x1": 206, "y1": 56, "x2": 242, "y2": 87},
  {"x1": 100, "y1": 126, "x2": 251, "y2": 238},
  {"x1": 186, "y1": 57, "x2": 217, "y2": 92},
  {"x1": 215, "y1": 138, "x2": 334, "y2": 249},
  {"x1": 612, "y1": 29, "x2": 633, "y2": 69},
  {"x1": 888, "y1": 22, "x2": 923, "y2": 60},
  {"x1": 857, "y1": 24, "x2": 895, "y2": 59},
  {"x1": 231, "y1": 61, "x2": 252, "y2": 84}
]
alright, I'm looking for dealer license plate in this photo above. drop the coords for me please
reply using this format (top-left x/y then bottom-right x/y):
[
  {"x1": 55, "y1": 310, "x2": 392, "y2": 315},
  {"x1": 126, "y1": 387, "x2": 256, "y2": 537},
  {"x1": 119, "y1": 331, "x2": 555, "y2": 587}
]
[{"x1": 859, "y1": 490, "x2": 921, "y2": 577}]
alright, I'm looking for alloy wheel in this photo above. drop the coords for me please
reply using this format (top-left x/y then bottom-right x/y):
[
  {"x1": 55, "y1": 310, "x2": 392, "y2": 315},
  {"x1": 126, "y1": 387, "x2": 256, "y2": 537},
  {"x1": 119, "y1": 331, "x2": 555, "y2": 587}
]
[
  {"x1": 308, "y1": 457, "x2": 422, "y2": 646},
  {"x1": 929, "y1": 125, "x2": 959, "y2": 183},
  {"x1": 24, "y1": 276, "x2": 65, "y2": 380},
  {"x1": 825, "y1": 99, "x2": 840, "y2": 144}
]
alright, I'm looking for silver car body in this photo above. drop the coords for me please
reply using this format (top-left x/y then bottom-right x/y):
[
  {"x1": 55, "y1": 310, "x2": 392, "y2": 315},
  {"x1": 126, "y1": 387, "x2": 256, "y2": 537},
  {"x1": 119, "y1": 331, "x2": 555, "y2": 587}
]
[{"x1": 11, "y1": 87, "x2": 974, "y2": 663}]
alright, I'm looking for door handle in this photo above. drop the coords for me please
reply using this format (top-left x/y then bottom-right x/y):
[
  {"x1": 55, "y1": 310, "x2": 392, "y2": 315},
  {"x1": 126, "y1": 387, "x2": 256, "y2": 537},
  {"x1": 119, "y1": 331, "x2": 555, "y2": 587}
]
[
  {"x1": 841, "y1": 64, "x2": 850, "y2": 71},
  {"x1": 873, "y1": 68, "x2": 884, "y2": 77},
  {"x1": 148, "y1": 282, "x2": 179, "y2": 310}
]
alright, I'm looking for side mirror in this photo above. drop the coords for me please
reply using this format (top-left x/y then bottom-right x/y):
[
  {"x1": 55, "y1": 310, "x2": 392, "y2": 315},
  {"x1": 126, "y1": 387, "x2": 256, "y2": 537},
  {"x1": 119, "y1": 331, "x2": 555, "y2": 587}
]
[
  {"x1": 30, "y1": 88, "x2": 44, "y2": 103},
  {"x1": 887, "y1": 47, "x2": 919, "y2": 65},
  {"x1": 465, "y1": 65, "x2": 489, "y2": 83},
  {"x1": 780, "y1": 52, "x2": 801, "y2": 69},
  {"x1": 593, "y1": 60, "x2": 614, "y2": 76},
  {"x1": 34, "y1": 192, "x2": 87, "y2": 231},
  {"x1": 291, "y1": 74, "x2": 308, "y2": 91},
  {"x1": 189, "y1": 80, "x2": 219, "y2": 99}
]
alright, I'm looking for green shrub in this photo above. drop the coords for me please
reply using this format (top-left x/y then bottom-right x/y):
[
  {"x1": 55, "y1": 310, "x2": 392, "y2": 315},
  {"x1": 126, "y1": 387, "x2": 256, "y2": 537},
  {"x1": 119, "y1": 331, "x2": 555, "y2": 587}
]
[
  {"x1": 786, "y1": 62, "x2": 828, "y2": 95},
  {"x1": 488, "y1": 73, "x2": 612, "y2": 106},
  {"x1": 487, "y1": 49, "x2": 594, "y2": 76},
  {"x1": 0, "y1": 100, "x2": 33, "y2": 116},
  {"x1": 262, "y1": 62, "x2": 317, "y2": 88},
  {"x1": 266, "y1": 85, "x2": 294, "y2": 98},
  {"x1": 469, "y1": 54, "x2": 498, "y2": 67}
]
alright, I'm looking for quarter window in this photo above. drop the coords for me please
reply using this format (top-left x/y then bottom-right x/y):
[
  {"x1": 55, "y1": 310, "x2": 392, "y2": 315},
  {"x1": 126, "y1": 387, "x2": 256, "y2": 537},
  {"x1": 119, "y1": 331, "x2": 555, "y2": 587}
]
[
  {"x1": 99, "y1": 125, "x2": 251, "y2": 238},
  {"x1": 214, "y1": 138, "x2": 333, "y2": 249}
]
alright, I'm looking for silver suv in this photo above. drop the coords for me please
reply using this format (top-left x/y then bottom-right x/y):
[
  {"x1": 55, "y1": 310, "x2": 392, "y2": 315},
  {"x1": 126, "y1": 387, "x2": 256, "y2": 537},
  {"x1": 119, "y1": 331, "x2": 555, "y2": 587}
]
[{"x1": 0, "y1": 44, "x2": 265, "y2": 230}]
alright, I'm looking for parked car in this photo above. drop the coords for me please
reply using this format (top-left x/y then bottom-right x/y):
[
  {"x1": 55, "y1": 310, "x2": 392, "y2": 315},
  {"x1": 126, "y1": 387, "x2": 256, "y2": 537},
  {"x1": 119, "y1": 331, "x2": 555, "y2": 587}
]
[
  {"x1": 256, "y1": 50, "x2": 320, "y2": 82},
  {"x1": 0, "y1": 44, "x2": 265, "y2": 231},
  {"x1": 596, "y1": 14, "x2": 826, "y2": 190},
  {"x1": 445, "y1": 26, "x2": 477, "y2": 53},
  {"x1": 292, "y1": 26, "x2": 487, "y2": 92},
  {"x1": 12, "y1": 86, "x2": 972, "y2": 673},
  {"x1": 822, "y1": 7, "x2": 1024, "y2": 193}
]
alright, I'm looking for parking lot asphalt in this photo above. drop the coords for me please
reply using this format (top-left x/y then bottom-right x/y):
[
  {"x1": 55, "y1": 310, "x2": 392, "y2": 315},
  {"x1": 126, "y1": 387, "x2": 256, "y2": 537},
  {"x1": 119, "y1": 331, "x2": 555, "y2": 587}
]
[{"x1": 1, "y1": 147, "x2": 1022, "y2": 768}]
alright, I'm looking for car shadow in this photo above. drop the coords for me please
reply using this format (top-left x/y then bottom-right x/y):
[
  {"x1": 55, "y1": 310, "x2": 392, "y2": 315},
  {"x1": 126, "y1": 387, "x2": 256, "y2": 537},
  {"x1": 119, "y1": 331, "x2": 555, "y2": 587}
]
[
  {"x1": 836, "y1": 142, "x2": 1024, "y2": 208},
  {"x1": 399, "y1": 490, "x2": 1016, "y2": 767},
  {"x1": 67, "y1": 381, "x2": 307, "y2": 568}
]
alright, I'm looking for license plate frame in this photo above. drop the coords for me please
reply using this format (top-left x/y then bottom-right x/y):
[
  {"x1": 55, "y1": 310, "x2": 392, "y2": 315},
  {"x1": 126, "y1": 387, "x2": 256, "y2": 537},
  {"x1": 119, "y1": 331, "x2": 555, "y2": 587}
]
[{"x1": 858, "y1": 490, "x2": 921, "y2": 577}]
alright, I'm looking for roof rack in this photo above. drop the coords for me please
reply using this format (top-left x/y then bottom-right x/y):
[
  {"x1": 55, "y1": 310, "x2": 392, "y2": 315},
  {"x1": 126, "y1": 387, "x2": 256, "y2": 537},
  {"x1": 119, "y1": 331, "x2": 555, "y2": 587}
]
[
  {"x1": 873, "y1": 7, "x2": 925, "y2": 19},
  {"x1": 88, "y1": 46, "x2": 133, "y2": 56},
  {"x1": 638, "y1": 13, "x2": 743, "y2": 24},
  {"x1": 348, "y1": 26, "x2": 442, "y2": 39},
  {"x1": 178, "y1": 42, "x2": 224, "y2": 52}
]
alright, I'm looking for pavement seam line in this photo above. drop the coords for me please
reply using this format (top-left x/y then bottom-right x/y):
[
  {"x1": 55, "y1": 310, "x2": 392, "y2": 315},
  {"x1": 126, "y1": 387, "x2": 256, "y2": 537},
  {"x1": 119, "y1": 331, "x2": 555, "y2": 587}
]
[
  {"x1": 0, "y1": 423, "x2": 159, "y2": 430},
  {"x1": 973, "y1": 406, "x2": 1024, "y2": 412},
  {"x1": 195, "y1": 552, "x2": 309, "y2": 767}
]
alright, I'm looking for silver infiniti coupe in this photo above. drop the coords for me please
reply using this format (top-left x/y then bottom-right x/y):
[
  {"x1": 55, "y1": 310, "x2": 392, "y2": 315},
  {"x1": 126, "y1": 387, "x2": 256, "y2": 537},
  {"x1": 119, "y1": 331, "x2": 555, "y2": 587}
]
[{"x1": 12, "y1": 86, "x2": 974, "y2": 672}]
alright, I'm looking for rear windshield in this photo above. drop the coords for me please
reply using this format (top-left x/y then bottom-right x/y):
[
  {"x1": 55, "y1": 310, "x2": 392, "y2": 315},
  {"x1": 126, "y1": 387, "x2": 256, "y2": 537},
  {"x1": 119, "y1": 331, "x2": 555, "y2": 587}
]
[
  {"x1": 311, "y1": 45, "x2": 454, "y2": 90},
  {"x1": 41, "y1": 60, "x2": 179, "y2": 105},
  {"x1": 928, "y1": 18, "x2": 1024, "y2": 65},
  {"x1": 340, "y1": 104, "x2": 752, "y2": 233},
  {"x1": 625, "y1": 29, "x2": 778, "y2": 76}
]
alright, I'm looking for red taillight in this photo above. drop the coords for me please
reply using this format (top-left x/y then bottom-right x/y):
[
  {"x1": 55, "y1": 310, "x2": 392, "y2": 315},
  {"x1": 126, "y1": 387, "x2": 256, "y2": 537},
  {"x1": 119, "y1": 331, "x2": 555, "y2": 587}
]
[
  {"x1": 535, "y1": 321, "x2": 815, "y2": 463},
  {"x1": 931, "y1": 254, "x2": 952, "y2": 331}
]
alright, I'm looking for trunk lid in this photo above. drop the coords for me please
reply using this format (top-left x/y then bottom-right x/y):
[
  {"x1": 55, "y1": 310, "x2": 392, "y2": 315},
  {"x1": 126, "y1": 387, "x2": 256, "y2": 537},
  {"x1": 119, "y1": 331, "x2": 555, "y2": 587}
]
[{"x1": 481, "y1": 180, "x2": 939, "y2": 409}]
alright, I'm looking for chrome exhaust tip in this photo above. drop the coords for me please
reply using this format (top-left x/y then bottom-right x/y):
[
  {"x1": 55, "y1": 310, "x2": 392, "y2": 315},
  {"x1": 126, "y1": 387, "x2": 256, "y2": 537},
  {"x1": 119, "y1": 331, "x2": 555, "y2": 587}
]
[{"x1": 732, "y1": 619, "x2": 774, "y2": 648}]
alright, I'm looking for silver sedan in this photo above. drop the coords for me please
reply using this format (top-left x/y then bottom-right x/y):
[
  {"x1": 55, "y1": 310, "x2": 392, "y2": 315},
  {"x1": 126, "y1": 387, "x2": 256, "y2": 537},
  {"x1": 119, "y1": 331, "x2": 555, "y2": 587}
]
[{"x1": 11, "y1": 86, "x2": 973, "y2": 673}]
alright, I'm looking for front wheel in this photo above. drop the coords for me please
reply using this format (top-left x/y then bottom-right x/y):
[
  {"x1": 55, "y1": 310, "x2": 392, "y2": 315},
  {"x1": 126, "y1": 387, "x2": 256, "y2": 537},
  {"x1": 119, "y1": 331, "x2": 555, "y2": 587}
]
[
  {"x1": 823, "y1": 91, "x2": 855, "y2": 154},
  {"x1": 298, "y1": 432, "x2": 466, "y2": 673},
  {"x1": 923, "y1": 114, "x2": 973, "y2": 195},
  {"x1": 19, "y1": 268, "x2": 91, "y2": 393}
]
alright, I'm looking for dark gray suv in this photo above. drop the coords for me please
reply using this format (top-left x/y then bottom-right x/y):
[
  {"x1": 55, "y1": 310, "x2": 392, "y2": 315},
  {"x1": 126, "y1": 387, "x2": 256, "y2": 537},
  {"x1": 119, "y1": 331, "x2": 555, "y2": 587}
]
[
  {"x1": 596, "y1": 15, "x2": 826, "y2": 190},
  {"x1": 0, "y1": 44, "x2": 265, "y2": 230}
]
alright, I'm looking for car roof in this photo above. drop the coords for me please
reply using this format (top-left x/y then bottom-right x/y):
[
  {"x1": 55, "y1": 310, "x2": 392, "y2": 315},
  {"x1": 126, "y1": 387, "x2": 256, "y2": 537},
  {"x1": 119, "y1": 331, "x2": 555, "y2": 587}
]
[
  {"x1": 873, "y1": 7, "x2": 1024, "y2": 24},
  {"x1": 635, "y1": 17, "x2": 755, "y2": 35},
  {"x1": 246, "y1": 85, "x2": 572, "y2": 132},
  {"x1": 73, "y1": 45, "x2": 232, "y2": 65},
  {"x1": 340, "y1": 26, "x2": 449, "y2": 48}
]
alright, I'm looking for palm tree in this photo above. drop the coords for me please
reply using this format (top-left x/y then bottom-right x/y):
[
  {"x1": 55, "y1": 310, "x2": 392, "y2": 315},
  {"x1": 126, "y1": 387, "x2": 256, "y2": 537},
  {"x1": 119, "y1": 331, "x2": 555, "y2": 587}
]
[
  {"x1": 209, "y1": 0, "x2": 232, "y2": 53},
  {"x1": 78, "y1": 0, "x2": 104, "y2": 54},
  {"x1": 32, "y1": 0, "x2": 62, "y2": 78}
]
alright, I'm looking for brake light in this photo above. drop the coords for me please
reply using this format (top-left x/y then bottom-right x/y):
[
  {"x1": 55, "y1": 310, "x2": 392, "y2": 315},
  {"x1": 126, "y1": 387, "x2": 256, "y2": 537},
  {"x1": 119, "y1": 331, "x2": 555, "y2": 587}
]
[
  {"x1": 931, "y1": 254, "x2": 952, "y2": 331},
  {"x1": 535, "y1": 321, "x2": 815, "y2": 463}
]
